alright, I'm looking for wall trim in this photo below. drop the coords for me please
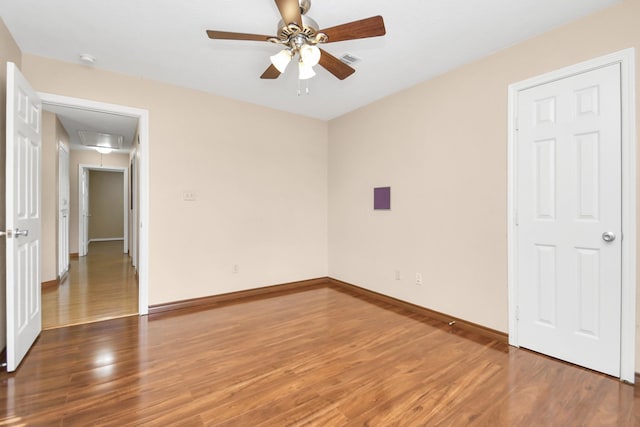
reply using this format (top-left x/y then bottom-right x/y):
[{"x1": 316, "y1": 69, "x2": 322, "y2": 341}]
[
  {"x1": 89, "y1": 238, "x2": 124, "y2": 243},
  {"x1": 328, "y1": 278, "x2": 508, "y2": 343},
  {"x1": 148, "y1": 276, "x2": 507, "y2": 345},
  {"x1": 70, "y1": 253, "x2": 79, "y2": 259},
  {"x1": 148, "y1": 278, "x2": 330, "y2": 315},
  {"x1": 507, "y1": 48, "x2": 637, "y2": 383},
  {"x1": 41, "y1": 279, "x2": 59, "y2": 289}
]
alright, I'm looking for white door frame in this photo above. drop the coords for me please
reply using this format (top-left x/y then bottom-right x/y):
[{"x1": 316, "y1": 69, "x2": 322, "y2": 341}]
[
  {"x1": 79, "y1": 166, "x2": 89, "y2": 256},
  {"x1": 58, "y1": 141, "x2": 70, "y2": 278},
  {"x1": 131, "y1": 153, "x2": 138, "y2": 270},
  {"x1": 507, "y1": 48, "x2": 637, "y2": 383},
  {"x1": 79, "y1": 165, "x2": 128, "y2": 252},
  {"x1": 39, "y1": 92, "x2": 150, "y2": 316}
]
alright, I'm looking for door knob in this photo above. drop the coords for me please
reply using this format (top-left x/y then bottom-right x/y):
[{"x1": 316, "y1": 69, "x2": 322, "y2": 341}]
[
  {"x1": 14, "y1": 228, "x2": 29, "y2": 238},
  {"x1": 602, "y1": 232, "x2": 616, "y2": 242}
]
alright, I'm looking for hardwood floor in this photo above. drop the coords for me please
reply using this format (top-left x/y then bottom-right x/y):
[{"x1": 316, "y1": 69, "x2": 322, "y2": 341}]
[
  {"x1": 42, "y1": 241, "x2": 138, "y2": 329},
  {"x1": 3, "y1": 285, "x2": 638, "y2": 426}
]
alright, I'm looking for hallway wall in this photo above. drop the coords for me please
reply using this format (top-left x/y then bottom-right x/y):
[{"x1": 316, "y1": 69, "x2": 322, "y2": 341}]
[
  {"x1": 89, "y1": 170, "x2": 124, "y2": 241},
  {"x1": 41, "y1": 111, "x2": 70, "y2": 283}
]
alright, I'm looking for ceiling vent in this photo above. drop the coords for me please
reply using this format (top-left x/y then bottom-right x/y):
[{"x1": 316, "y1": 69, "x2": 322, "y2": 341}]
[
  {"x1": 339, "y1": 53, "x2": 362, "y2": 66},
  {"x1": 78, "y1": 130, "x2": 124, "y2": 149}
]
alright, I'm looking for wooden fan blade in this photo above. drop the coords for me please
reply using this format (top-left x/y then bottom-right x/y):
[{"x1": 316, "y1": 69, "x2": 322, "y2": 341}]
[
  {"x1": 260, "y1": 64, "x2": 282, "y2": 79},
  {"x1": 320, "y1": 16, "x2": 386, "y2": 43},
  {"x1": 206, "y1": 30, "x2": 273, "y2": 42},
  {"x1": 274, "y1": 0, "x2": 302, "y2": 27},
  {"x1": 318, "y1": 49, "x2": 355, "y2": 80}
]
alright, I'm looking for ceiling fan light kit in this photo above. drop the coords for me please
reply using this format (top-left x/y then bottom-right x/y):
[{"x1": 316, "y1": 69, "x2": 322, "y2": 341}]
[
  {"x1": 299, "y1": 44, "x2": 321, "y2": 67},
  {"x1": 206, "y1": 0, "x2": 386, "y2": 82},
  {"x1": 298, "y1": 60, "x2": 316, "y2": 80},
  {"x1": 270, "y1": 49, "x2": 293, "y2": 72}
]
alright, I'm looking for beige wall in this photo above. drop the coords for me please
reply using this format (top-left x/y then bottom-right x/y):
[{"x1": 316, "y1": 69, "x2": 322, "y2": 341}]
[
  {"x1": 0, "y1": 18, "x2": 22, "y2": 350},
  {"x1": 55, "y1": 119, "x2": 70, "y2": 276},
  {"x1": 22, "y1": 56, "x2": 330, "y2": 305},
  {"x1": 328, "y1": 0, "x2": 640, "y2": 367},
  {"x1": 88, "y1": 170, "x2": 124, "y2": 240},
  {"x1": 41, "y1": 112, "x2": 55, "y2": 281},
  {"x1": 41, "y1": 111, "x2": 69, "y2": 282},
  {"x1": 68, "y1": 150, "x2": 130, "y2": 254}
]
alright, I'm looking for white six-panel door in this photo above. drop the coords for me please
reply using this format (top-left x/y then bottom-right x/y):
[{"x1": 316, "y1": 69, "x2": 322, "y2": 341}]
[
  {"x1": 5, "y1": 62, "x2": 42, "y2": 372},
  {"x1": 516, "y1": 63, "x2": 622, "y2": 376}
]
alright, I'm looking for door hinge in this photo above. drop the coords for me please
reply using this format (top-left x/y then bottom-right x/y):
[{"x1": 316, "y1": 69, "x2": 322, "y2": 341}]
[
  {"x1": 516, "y1": 306, "x2": 520, "y2": 321},
  {"x1": 514, "y1": 210, "x2": 519, "y2": 226}
]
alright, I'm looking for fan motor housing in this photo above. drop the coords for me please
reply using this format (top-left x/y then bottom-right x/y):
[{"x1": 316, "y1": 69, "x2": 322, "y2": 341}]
[{"x1": 276, "y1": 15, "x2": 319, "y2": 40}]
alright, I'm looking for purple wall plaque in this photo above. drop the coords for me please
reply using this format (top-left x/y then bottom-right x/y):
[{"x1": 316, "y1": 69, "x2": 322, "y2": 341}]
[{"x1": 374, "y1": 187, "x2": 391, "y2": 210}]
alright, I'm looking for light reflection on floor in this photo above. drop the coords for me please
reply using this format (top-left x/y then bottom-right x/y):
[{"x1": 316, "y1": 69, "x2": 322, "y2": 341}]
[{"x1": 42, "y1": 241, "x2": 138, "y2": 329}]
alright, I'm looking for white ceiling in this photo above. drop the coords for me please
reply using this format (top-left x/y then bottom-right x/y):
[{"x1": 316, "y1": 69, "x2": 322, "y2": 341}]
[
  {"x1": 1, "y1": 0, "x2": 622, "y2": 120},
  {"x1": 44, "y1": 103, "x2": 138, "y2": 153}
]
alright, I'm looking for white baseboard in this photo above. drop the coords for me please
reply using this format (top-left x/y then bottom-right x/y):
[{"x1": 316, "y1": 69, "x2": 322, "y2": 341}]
[{"x1": 89, "y1": 237, "x2": 124, "y2": 243}]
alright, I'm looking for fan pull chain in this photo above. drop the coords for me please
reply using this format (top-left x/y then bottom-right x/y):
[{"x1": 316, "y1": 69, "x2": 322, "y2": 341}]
[
  {"x1": 297, "y1": 79, "x2": 311, "y2": 97},
  {"x1": 298, "y1": 79, "x2": 311, "y2": 96}
]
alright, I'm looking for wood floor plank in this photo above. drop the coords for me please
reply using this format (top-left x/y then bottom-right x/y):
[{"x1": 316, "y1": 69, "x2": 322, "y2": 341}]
[
  {"x1": 2, "y1": 285, "x2": 638, "y2": 425},
  {"x1": 42, "y1": 241, "x2": 138, "y2": 329}
]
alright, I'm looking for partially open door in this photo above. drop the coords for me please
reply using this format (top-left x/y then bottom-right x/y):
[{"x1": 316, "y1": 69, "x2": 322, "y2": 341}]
[{"x1": 5, "y1": 62, "x2": 42, "y2": 372}]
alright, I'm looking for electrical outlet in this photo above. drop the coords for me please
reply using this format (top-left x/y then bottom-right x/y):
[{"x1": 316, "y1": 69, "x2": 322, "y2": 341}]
[
  {"x1": 183, "y1": 191, "x2": 197, "y2": 201},
  {"x1": 415, "y1": 273, "x2": 423, "y2": 286},
  {"x1": 232, "y1": 264, "x2": 239, "y2": 274},
  {"x1": 395, "y1": 270, "x2": 401, "y2": 280}
]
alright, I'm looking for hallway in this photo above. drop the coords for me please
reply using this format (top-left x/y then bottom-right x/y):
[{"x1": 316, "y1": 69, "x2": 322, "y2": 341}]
[{"x1": 42, "y1": 241, "x2": 138, "y2": 329}]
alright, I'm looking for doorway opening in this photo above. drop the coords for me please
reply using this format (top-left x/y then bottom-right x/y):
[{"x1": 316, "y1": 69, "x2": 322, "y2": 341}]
[
  {"x1": 78, "y1": 166, "x2": 129, "y2": 257},
  {"x1": 40, "y1": 93, "x2": 149, "y2": 328},
  {"x1": 43, "y1": 164, "x2": 135, "y2": 329}
]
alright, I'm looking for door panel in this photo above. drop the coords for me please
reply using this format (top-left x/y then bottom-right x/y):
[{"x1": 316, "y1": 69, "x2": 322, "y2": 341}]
[
  {"x1": 534, "y1": 244, "x2": 556, "y2": 327},
  {"x1": 5, "y1": 62, "x2": 42, "y2": 372},
  {"x1": 517, "y1": 63, "x2": 621, "y2": 376}
]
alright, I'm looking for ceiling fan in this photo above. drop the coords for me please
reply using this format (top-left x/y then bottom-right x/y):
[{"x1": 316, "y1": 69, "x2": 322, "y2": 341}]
[{"x1": 206, "y1": 0, "x2": 386, "y2": 81}]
